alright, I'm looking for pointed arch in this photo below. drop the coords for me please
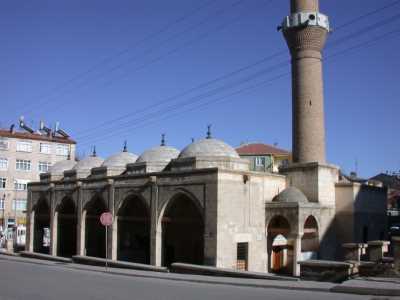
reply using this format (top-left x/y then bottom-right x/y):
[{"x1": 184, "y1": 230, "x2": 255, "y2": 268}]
[
  {"x1": 158, "y1": 192, "x2": 204, "y2": 267},
  {"x1": 117, "y1": 194, "x2": 150, "y2": 263}
]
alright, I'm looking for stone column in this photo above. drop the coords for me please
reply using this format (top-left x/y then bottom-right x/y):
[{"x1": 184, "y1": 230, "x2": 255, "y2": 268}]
[
  {"x1": 282, "y1": 0, "x2": 329, "y2": 164},
  {"x1": 149, "y1": 176, "x2": 161, "y2": 266},
  {"x1": 367, "y1": 240, "x2": 390, "y2": 262},
  {"x1": 76, "y1": 182, "x2": 85, "y2": 256},
  {"x1": 342, "y1": 243, "x2": 363, "y2": 261},
  {"x1": 49, "y1": 185, "x2": 57, "y2": 256},
  {"x1": 392, "y1": 237, "x2": 400, "y2": 272},
  {"x1": 288, "y1": 233, "x2": 302, "y2": 276},
  {"x1": 107, "y1": 179, "x2": 116, "y2": 261},
  {"x1": 26, "y1": 190, "x2": 34, "y2": 252}
]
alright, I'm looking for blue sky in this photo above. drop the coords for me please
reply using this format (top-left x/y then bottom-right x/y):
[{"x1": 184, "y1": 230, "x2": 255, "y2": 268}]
[{"x1": 1, "y1": 0, "x2": 399, "y2": 177}]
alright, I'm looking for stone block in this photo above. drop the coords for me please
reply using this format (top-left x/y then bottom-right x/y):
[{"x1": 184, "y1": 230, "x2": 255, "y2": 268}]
[
  {"x1": 367, "y1": 240, "x2": 390, "y2": 262},
  {"x1": 342, "y1": 243, "x2": 363, "y2": 261},
  {"x1": 298, "y1": 260, "x2": 354, "y2": 283}
]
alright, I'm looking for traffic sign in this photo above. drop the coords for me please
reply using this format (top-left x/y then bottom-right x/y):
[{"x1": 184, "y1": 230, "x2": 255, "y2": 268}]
[{"x1": 100, "y1": 212, "x2": 113, "y2": 226}]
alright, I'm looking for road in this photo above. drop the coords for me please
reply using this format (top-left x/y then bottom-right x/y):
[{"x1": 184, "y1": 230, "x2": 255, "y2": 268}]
[{"x1": 0, "y1": 256, "x2": 380, "y2": 300}]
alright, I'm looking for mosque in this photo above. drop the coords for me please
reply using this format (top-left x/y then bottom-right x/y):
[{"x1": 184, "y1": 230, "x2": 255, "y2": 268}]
[{"x1": 26, "y1": 0, "x2": 387, "y2": 276}]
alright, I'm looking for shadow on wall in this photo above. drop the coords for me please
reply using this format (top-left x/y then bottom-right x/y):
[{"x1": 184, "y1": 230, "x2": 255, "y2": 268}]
[{"x1": 320, "y1": 184, "x2": 388, "y2": 260}]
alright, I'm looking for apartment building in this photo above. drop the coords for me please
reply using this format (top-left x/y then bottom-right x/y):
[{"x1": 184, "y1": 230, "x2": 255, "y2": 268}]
[{"x1": 0, "y1": 126, "x2": 76, "y2": 234}]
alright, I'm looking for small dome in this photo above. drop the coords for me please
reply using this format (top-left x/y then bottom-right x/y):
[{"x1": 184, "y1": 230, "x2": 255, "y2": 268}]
[
  {"x1": 179, "y1": 138, "x2": 239, "y2": 159},
  {"x1": 73, "y1": 156, "x2": 104, "y2": 171},
  {"x1": 273, "y1": 187, "x2": 308, "y2": 203},
  {"x1": 137, "y1": 145, "x2": 179, "y2": 163},
  {"x1": 49, "y1": 160, "x2": 76, "y2": 174},
  {"x1": 102, "y1": 151, "x2": 138, "y2": 168}
]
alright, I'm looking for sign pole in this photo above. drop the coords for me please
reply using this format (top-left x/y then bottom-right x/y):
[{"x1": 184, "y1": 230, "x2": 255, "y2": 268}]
[
  {"x1": 105, "y1": 225, "x2": 108, "y2": 272},
  {"x1": 100, "y1": 211, "x2": 113, "y2": 273}
]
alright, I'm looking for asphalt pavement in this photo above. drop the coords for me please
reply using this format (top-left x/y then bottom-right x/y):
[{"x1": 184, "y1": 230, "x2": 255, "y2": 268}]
[{"x1": 0, "y1": 255, "x2": 393, "y2": 300}]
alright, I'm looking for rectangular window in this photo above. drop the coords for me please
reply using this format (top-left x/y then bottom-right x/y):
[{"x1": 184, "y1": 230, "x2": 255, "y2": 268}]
[
  {"x1": 40, "y1": 143, "x2": 52, "y2": 154},
  {"x1": 56, "y1": 144, "x2": 69, "y2": 156},
  {"x1": 0, "y1": 138, "x2": 9, "y2": 151},
  {"x1": 0, "y1": 158, "x2": 8, "y2": 170},
  {"x1": 14, "y1": 179, "x2": 30, "y2": 191},
  {"x1": 13, "y1": 199, "x2": 27, "y2": 211},
  {"x1": 255, "y1": 157, "x2": 265, "y2": 167},
  {"x1": 16, "y1": 159, "x2": 31, "y2": 171},
  {"x1": 16, "y1": 141, "x2": 32, "y2": 152},
  {"x1": 0, "y1": 198, "x2": 4, "y2": 210},
  {"x1": 236, "y1": 242, "x2": 249, "y2": 271},
  {"x1": 38, "y1": 161, "x2": 51, "y2": 173},
  {"x1": 0, "y1": 178, "x2": 6, "y2": 189}
]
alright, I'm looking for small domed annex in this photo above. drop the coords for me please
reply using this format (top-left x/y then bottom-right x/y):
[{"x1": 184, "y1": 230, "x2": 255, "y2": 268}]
[
  {"x1": 49, "y1": 159, "x2": 76, "y2": 174},
  {"x1": 137, "y1": 135, "x2": 179, "y2": 164},
  {"x1": 137, "y1": 145, "x2": 179, "y2": 163},
  {"x1": 102, "y1": 145, "x2": 138, "y2": 168},
  {"x1": 179, "y1": 138, "x2": 239, "y2": 159},
  {"x1": 73, "y1": 148, "x2": 104, "y2": 171},
  {"x1": 273, "y1": 187, "x2": 308, "y2": 204}
]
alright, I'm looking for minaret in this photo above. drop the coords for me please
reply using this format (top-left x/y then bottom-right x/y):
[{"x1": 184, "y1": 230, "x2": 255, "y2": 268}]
[{"x1": 280, "y1": 0, "x2": 330, "y2": 164}]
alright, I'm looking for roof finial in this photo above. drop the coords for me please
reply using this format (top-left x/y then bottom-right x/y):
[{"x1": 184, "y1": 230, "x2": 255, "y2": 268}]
[
  {"x1": 123, "y1": 140, "x2": 128, "y2": 152},
  {"x1": 191, "y1": 137, "x2": 195, "y2": 143},
  {"x1": 206, "y1": 124, "x2": 212, "y2": 139},
  {"x1": 92, "y1": 146, "x2": 97, "y2": 157},
  {"x1": 161, "y1": 134, "x2": 166, "y2": 146}
]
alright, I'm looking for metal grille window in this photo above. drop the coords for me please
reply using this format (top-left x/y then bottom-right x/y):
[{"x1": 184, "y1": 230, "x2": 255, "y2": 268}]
[
  {"x1": 236, "y1": 242, "x2": 249, "y2": 271},
  {"x1": 56, "y1": 144, "x2": 69, "y2": 156},
  {"x1": 16, "y1": 159, "x2": 31, "y2": 171},
  {"x1": 0, "y1": 158, "x2": 8, "y2": 170},
  {"x1": 16, "y1": 141, "x2": 32, "y2": 152},
  {"x1": 38, "y1": 161, "x2": 51, "y2": 173},
  {"x1": 40, "y1": 143, "x2": 52, "y2": 154},
  {"x1": 13, "y1": 199, "x2": 27, "y2": 211},
  {"x1": 0, "y1": 178, "x2": 6, "y2": 189},
  {"x1": 14, "y1": 179, "x2": 29, "y2": 191}
]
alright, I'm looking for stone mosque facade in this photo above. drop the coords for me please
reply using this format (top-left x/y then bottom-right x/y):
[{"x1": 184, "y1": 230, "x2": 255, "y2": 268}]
[{"x1": 26, "y1": 0, "x2": 387, "y2": 276}]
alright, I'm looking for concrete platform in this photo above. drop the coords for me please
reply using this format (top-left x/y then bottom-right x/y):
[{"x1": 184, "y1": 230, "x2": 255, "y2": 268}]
[
  {"x1": 72, "y1": 255, "x2": 168, "y2": 273},
  {"x1": 20, "y1": 251, "x2": 72, "y2": 263},
  {"x1": 171, "y1": 263, "x2": 298, "y2": 281}
]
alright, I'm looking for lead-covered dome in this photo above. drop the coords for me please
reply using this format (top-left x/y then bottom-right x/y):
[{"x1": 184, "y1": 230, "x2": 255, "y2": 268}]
[
  {"x1": 273, "y1": 187, "x2": 308, "y2": 204},
  {"x1": 73, "y1": 155, "x2": 104, "y2": 171},
  {"x1": 49, "y1": 159, "x2": 76, "y2": 174},
  {"x1": 102, "y1": 151, "x2": 138, "y2": 168},
  {"x1": 179, "y1": 138, "x2": 239, "y2": 159},
  {"x1": 137, "y1": 145, "x2": 179, "y2": 163}
]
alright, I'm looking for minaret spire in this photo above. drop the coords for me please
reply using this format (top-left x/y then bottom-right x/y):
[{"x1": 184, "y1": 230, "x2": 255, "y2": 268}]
[{"x1": 280, "y1": 0, "x2": 330, "y2": 164}]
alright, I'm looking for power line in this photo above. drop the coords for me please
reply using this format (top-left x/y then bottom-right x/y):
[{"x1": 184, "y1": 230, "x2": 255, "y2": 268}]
[
  {"x1": 334, "y1": 0, "x2": 400, "y2": 31},
  {"x1": 75, "y1": 10, "x2": 400, "y2": 142},
  {"x1": 21, "y1": 0, "x2": 251, "y2": 118},
  {"x1": 15, "y1": 0, "x2": 397, "y2": 121},
  {"x1": 78, "y1": 27, "x2": 400, "y2": 148},
  {"x1": 64, "y1": 1, "x2": 400, "y2": 138},
  {"x1": 13, "y1": 0, "x2": 217, "y2": 116}
]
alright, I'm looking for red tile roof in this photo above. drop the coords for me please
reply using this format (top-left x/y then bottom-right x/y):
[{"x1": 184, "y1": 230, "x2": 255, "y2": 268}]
[
  {"x1": 0, "y1": 129, "x2": 76, "y2": 144},
  {"x1": 236, "y1": 143, "x2": 290, "y2": 156}
]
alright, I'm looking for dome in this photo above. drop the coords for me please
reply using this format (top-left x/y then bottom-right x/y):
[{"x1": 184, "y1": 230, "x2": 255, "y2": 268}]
[
  {"x1": 179, "y1": 138, "x2": 239, "y2": 159},
  {"x1": 49, "y1": 160, "x2": 76, "y2": 174},
  {"x1": 73, "y1": 155, "x2": 104, "y2": 171},
  {"x1": 273, "y1": 187, "x2": 308, "y2": 203},
  {"x1": 137, "y1": 145, "x2": 179, "y2": 163},
  {"x1": 102, "y1": 151, "x2": 138, "y2": 168}
]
